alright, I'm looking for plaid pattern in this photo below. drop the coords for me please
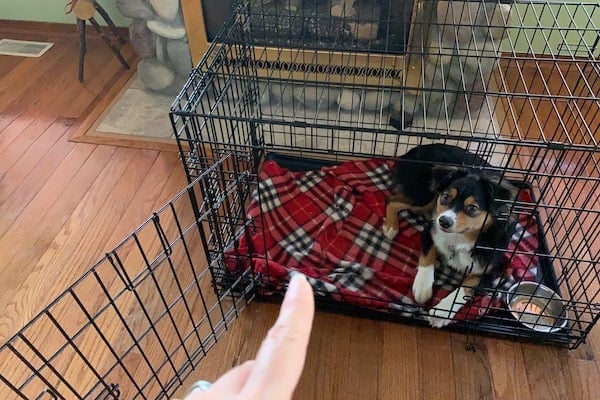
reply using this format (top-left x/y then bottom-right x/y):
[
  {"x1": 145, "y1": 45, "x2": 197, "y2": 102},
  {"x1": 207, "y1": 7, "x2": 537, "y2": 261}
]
[
  {"x1": 329, "y1": 261, "x2": 375, "y2": 292},
  {"x1": 226, "y1": 159, "x2": 540, "y2": 323}
]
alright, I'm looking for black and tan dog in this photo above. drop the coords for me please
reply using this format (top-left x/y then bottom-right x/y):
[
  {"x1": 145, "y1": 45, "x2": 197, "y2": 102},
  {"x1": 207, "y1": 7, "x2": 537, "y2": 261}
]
[{"x1": 383, "y1": 144, "x2": 518, "y2": 327}]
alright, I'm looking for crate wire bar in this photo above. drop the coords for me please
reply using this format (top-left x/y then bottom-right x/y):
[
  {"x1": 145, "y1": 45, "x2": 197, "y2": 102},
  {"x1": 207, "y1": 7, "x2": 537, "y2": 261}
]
[
  {"x1": 170, "y1": 0, "x2": 600, "y2": 349},
  {"x1": 0, "y1": 155, "x2": 256, "y2": 399}
]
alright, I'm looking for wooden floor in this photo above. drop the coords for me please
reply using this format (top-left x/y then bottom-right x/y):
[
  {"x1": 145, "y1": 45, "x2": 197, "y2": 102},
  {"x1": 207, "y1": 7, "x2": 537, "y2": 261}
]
[
  {"x1": 1, "y1": 23, "x2": 600, "y2": 400},
  {"x1": 0, "y1": 24, "x2": 186, "y2": 344}
]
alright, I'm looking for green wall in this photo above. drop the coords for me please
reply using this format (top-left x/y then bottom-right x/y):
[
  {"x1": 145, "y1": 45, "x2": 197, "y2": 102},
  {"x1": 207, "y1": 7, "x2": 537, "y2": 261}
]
[
  {"x1": 506, "y1": 1, "x2": 600, "y2": 57},
  {"x1": 1, "y1": 1, "x2": 597, "y2": 55},
  {"x1": 0, "y1": 0, "x2": 131, "y2": 27}
]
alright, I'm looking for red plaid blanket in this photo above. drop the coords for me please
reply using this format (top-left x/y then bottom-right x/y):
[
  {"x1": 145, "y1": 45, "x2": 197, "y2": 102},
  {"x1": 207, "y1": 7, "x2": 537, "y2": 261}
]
[{"x1": 226, "y1": 158, "x2": 540, "y2": 323}]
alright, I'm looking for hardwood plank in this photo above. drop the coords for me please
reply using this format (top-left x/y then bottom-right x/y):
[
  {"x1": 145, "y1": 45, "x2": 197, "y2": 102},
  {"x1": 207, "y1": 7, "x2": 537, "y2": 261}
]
[
  {"x1": 0, "y1": 52, "x2": 84, "y2": 153},
  {"x1": 0, "y1": 147, "x2": 151, "y2": 339},
  {"x1": 0, "y1": 106, "x2": 21, "y2": 135},
  {"x1": 417, "y1": 328, "x2": 457, "y2": 400},
  {"x1": 0, "y1": 118, "x2": 73, "y2": 209},
  {"x1": 12, "y1": 151, "x2": 187, "y2": 398},
  {"x1": 0, "y1": 111, "x2": 48, "y2": 154},
  {"x1": 95, "y1": 150, "x2": 185, "y2": 246},
  {"x1": 562, "y1": 357, "x2": 600, "y2": 400},
  {"x1": 21, "y1": 147, "x2": 158, "y2": 286},
  {"x1": 379, "y1": 322, "x2": 420, "y2": 399},
  {"x1": 522, "y1": 344, "x2": 570, "y2": 400},
  {"x1": 0, "y1": 55, "x2": 20, "y2": 77},
  {"x1": 487, "y1": 340, "x2": 532, "y2": 400},
  {"x1": 336, "y1": 317, "x2": 383, "y2": 399},
  {"x1": 169, "y1": 302, "x2": 277, "y2": 399},
  {"x1": 0, "y1": 145, "x2": 118, "y2": 341},
  {"x1": 296, "y1": 312, "x2": 354, "y2": 400},
  {"x1": 71, "y1": 130, "x2": 179, "y2": 152},
  {"x1": 0, "y1": 23, "x2": 190, "y2": 397},
  {"x1": 0, "y1": 36, "x2": 128, "y2": 126},
  {"x1": 0, "y1": 40, "x2": 73, "y2": 114},
  {"x1": 0, "y1": 115, "x2": 55, "y2": 172},
  {"x1": 451, "y1": 334, "x2": 494, "y2": 400},
  {"x1": 0, "y1": 143, "x2": 112, "y2": 255},
  {"x1": 183, "y1": 304, "x2": 375, "y2": 400}
]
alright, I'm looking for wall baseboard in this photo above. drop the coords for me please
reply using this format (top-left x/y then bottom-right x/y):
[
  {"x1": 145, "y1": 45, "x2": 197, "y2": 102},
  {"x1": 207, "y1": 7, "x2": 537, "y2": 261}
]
[{"x1": 0, "y1": 19, "x2": 129, "y2": 39}]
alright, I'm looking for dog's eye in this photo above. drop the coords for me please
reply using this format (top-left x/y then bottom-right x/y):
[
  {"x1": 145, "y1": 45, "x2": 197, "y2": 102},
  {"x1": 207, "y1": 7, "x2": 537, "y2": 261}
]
[
  {"x1": 465, "y1": 204, "x2": 479, "y2": 215},
  {"x1": 440, "y1": 193, "x2": 451, "y2": 205}
]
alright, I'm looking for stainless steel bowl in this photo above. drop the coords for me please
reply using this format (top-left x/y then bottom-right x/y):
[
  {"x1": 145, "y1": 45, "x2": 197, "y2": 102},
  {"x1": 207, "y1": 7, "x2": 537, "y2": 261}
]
[{"x1": 506, "y1": 282, "x2": 569, "y2": 333}]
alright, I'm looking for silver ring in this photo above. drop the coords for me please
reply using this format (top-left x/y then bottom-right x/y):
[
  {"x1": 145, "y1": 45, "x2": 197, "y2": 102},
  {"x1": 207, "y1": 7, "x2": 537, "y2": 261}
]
[{"x1": 186, "y1": 380, "x2": 212, "y2": 397}]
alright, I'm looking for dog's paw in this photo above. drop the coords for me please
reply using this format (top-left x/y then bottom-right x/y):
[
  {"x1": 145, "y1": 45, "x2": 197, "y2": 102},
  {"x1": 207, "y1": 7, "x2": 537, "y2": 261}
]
[
  {"x1": 382, "y1": 223, "x2": 399, "y2": 239},
  {"x1": 426, "y1": 287, "x2": 466, "y2": 328},
  {"x1": 412, "y1": 266, "x2": 434, "y2": 304},
  {"x1": 426, "y1": 307, "x2": 455, "y2": 328}
]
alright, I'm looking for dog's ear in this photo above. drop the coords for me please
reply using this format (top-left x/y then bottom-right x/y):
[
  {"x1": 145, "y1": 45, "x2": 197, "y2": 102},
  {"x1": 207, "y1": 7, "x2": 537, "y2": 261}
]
[
  {"x1": 483, "y1": 173, "x2": 519, "y2": 216},
  {"x1": 431, "y1": 166, "x2": 467, "y2": 193}
]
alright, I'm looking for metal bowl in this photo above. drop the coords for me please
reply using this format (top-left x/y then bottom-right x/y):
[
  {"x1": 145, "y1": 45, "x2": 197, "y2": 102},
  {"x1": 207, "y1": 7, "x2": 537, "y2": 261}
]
[{"x1": 506, "y1": 282, "x2": 569, "y2": 333}]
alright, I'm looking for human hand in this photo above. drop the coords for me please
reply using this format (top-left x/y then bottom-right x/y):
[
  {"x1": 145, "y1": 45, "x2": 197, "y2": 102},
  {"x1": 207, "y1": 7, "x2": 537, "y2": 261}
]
[{"x1": 184, "y1": 273, "x2": 315, "y2": 400}]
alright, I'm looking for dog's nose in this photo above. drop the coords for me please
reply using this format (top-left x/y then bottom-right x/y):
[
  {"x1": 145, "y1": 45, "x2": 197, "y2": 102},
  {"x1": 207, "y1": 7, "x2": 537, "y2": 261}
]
[{"x1": 438, "y1": 215, "x2": 454, "y2": 229}]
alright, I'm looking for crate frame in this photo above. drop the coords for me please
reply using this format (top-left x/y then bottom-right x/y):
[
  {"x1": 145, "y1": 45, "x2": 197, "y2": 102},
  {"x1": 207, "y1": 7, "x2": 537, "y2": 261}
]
[{"x1": 170, "y1": 0, "x2": 600, "y2": 349}]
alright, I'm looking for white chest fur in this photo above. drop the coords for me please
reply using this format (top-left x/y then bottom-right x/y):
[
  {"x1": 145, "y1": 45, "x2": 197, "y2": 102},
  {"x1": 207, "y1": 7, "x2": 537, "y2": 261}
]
[{"x1": 431, "y1": 229, "x2": 485, "y2": 274}]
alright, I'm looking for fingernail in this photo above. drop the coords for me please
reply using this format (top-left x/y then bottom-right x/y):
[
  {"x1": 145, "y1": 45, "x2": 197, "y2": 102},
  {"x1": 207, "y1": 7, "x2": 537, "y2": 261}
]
[{"x1": 289, "y1": 272, "x2": 306, "y2": 286}]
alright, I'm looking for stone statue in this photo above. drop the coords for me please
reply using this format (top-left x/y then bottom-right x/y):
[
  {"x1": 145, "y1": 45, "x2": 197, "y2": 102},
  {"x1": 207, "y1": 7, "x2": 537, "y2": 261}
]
[{"x1": 117, "y1": 0, "x2": 193, "y2": 94}]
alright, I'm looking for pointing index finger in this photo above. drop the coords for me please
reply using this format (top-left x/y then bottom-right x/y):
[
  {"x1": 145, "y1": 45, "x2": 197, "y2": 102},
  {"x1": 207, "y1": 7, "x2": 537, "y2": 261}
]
[{"x1": 244, "y1": 273, "x2": 315, "y2": 398}]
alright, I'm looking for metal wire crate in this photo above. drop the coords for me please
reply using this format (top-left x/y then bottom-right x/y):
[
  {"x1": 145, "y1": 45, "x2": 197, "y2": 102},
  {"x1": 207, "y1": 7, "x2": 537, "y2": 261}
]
[
  {"x1": 170, "y1": 0, "x2": 600, "y2": 348},
  {"x1": 0, "y1": 156, "x2": 256, "y2": 399}
]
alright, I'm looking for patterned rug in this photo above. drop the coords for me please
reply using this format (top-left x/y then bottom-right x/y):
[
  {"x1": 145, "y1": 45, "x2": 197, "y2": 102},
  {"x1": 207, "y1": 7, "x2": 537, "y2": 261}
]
[{"x1": 70, "y1": 72, "x2": 179, "y2": 151}]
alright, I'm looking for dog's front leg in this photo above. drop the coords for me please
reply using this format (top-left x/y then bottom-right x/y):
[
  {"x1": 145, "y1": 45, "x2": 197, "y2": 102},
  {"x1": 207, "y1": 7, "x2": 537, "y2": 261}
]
[
  {"x1": 412, "y1": 226, "x2": 437, "y2": 304},
  {"x1": 383, "y1": 195, "x2": 410, "y2": 239}
]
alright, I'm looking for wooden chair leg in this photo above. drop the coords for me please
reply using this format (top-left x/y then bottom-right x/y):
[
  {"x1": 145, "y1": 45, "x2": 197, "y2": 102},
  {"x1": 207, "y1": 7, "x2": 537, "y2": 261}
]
[
  {"x1": 74, "y1": 0, "x2": 130, "y2": 82},
  {"x1": 77, "y1": 18, "x2": 87, "y2": 83},
  {"x1": 88, "y1": 17, "x2": 130, "y2": 70},
  {"x1": 93, "y1": 2, "x2": 127, "y2": 45}
]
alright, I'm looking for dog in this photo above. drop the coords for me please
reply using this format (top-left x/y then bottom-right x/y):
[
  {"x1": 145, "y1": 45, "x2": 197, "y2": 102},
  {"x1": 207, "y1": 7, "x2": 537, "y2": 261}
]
[{"x1": 382, "y1": 144, "x2": 519, "y2": 327}]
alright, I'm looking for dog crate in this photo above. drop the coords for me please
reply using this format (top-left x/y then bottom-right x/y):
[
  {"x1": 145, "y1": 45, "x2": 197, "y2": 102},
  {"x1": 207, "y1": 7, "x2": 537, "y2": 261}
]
[{"x1": 170, "y1": 0, "x2": 600, "y2": 348}]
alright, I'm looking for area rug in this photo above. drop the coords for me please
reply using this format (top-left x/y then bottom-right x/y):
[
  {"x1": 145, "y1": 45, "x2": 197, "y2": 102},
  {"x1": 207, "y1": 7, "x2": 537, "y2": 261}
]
[{"x1": 70, "y1": 72, "x2": 179, "y2": 151}]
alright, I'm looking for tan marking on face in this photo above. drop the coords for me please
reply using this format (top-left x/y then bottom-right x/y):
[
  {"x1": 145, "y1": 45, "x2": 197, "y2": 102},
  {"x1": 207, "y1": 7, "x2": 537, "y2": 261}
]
[
  {"x1": 464, "y1": 196, "x2": 477, "y2": 206},
  {"x1": 447, "y1": 188, "x2": 457, "y2": 199},
  {"x1": 463, "y1": 213, "x2": 493, "y2": 241},
  {"x1": 459, "y1": 196, "x2": 493, "y2": 240},
  {"x1": 435, "y1": 201, "x2": 447, "y2": 216}
]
